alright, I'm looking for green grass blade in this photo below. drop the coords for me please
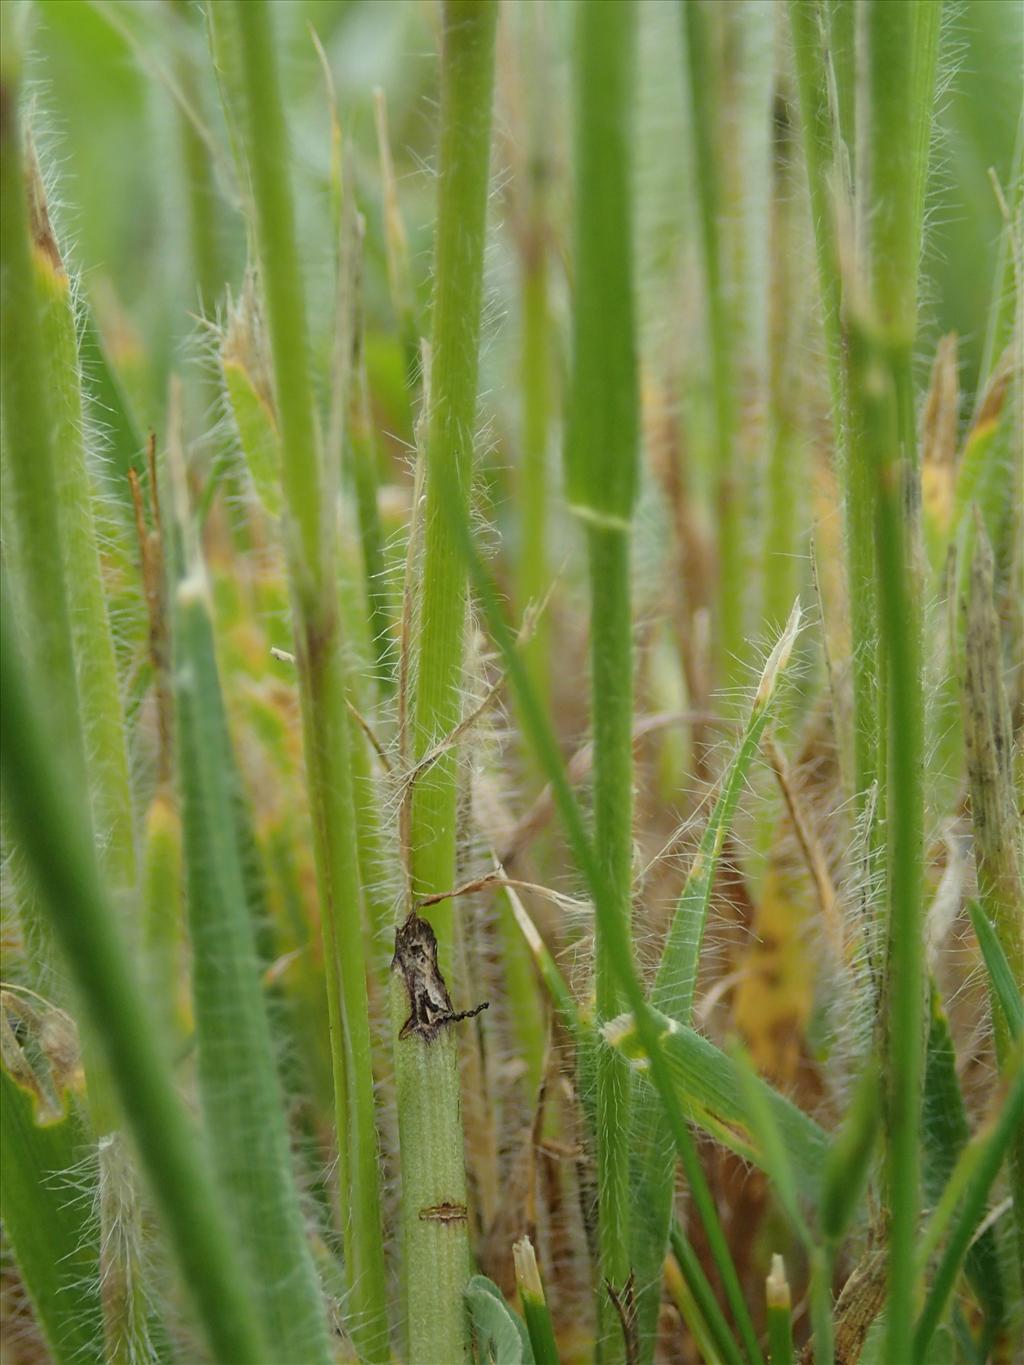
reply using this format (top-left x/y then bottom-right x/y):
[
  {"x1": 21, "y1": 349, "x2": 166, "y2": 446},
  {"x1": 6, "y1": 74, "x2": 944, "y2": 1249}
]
[
  {"x1": 77, "y1": 309, "x2": 146, "y2": 496},
  {"x1": 606, "y1": 1009, "x2": 828, "y2": 1193},
  {"x1": 513, "y1": 1237, "x2": 560, "y2": 1365},
  {"x1": 220, "y1": 275, "x2": 284, "y2": 520},
  {"x1": 30, "y1": 162, "x2": 137, "y2": 907},
  {"x1": 669, "y1": 1223, "x2": 746, "y2": 1365},
  {"x1": 631, "y1": 603, "x2": 800, "y2": 1357},
  {"x1": 502, "y1": 879, "x2": 581, "y2": 1043},
  {"x1": 3, "y1": 68, "x2": 156, "y2": 1363},
  {"x1": 0, "y1": 604, "x2": 268, "y2": 1365},
  {"x1": 765, "y1": 1255, "x2": 795, "y2": 1365},
  {"x1": 921, "y1": 984, "x2": 1007, "y2": 1345},
  {"x1": 730, "y1": 1042, "x2": 812, "y2": 1246},
  {"x1": 341, "y1": 196, "x2": 394, "y2": 696},
  {"x1": 514, "y1": 0, "x2": 553, "y2": 710},
  {"x1": 654, "y1": 602, "x2": 801, "y2": 1020},
  {"x1": 681, "y1": 0, "x2": 741, "y2": 686},
  {"x1": 568, "y1": 3, "x2": 639, "y2": 1348},
  {"x1": 913, "y1": 1053, "x2": 1024, "y2": 1360},
  {"x1": 169, "y1": 538, "x2": 332, "y2": 1362},
  {"x1": 859, "y1": 7, "x2": 939, "y2": 1353},
  {"x1": 968, "y1": 901, "x2": 1024, "y2": 1043},
  {"x1": 819, "y1": 1059, "x2": 881, "y2": 1247},
  {"x1": 1, "y1": 14, "x2": 90, "y2": 992},
  {"x1": 787, "y1": 0, "x2": 843, "y2": 409},
  {"x1": 0, "y1": 1067, "x2": 103, "y2": 1365}
]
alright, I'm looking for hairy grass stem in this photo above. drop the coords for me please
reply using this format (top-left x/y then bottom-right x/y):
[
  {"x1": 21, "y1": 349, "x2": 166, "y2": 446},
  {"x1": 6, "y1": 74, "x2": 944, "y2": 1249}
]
[
  {"x1": 218, "y1": 2, "x2": 388, "y2": 1354},
  {"x1": 566, "y1": 3, "x2": 639, "y2": 1351},
  {"x1": 395, "y1": 5, "x2": 497, "y2": 1361}
]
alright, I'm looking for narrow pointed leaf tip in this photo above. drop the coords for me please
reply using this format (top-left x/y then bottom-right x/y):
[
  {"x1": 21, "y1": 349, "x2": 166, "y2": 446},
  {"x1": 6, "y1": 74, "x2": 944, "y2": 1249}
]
[{"x1": 755, "y1": 598, "x2": 802, "y2": 707}]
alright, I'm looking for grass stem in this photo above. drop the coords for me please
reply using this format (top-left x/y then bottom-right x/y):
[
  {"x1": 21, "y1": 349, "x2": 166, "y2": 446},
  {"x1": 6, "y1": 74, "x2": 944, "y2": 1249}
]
[
  {"x1": 567, "y1": 3, "x2": 639, "y2": 1350},
  {"x1": 682, "y1": 0, "x2": 741, "y2": 688},
  {"x1": 858, "y1": 5, "x2": 939, "y2": 1356},
  {"x1": 396, "y1": 6, "x2": 497, "y2": 1360},
  {"x1": 224, "y1": 3, "x2": 389, "y2": 1354}
]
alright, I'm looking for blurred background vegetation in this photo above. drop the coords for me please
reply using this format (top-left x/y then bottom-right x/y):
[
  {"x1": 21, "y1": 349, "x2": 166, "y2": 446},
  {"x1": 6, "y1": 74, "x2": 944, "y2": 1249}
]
[{"x1": 2, "y1": 1, "x2": 1022, "y2": 1362}]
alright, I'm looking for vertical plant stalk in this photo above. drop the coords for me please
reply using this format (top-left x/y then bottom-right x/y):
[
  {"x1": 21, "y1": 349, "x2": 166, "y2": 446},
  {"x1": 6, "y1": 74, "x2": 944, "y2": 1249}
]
[
  {"x1": 408, "y1": 0, "x2": 497, "y2": 958},
  {"x1": 788, "y1": 0, "x2": 878, "y2": 815},
  {"x1": 862, "y1": 343, "x2": 923, "y2": 1362},
  {"x1": 373, "y1": 87, "x2": 420, "y2": 396},
  {"x1": 2, "y1": 69, "x2": 157, "y2": 1363},
  {"x1": 763, "y1": 87, "x2": 801, "y2": 633},
  {"x1": 516, "y1": 0, "x2": 553, "y2": 707},
  {"x1": 224, "y1": 3, "x2": 388, "y2": 1357},
  {"x1": 343, "y1": 202, "x2": 394, "y2": 695},
  {"x1": 0, "y1": 1061, "x2": 103, "y2": 1365},
  {"x1": 0, "y1": 39, "x2": 88, "y2": 1003},
  {"x1": 171, "y1": 0, "x2": 220, "y2": 312},
  {"x1": 566, "y1": 3, "x2": 638, "y2": 1352},
  {"x1": 96, "y1": 1132, "x2": 153, "y2": 1365},
  {"x1": 963, "y1": 522, "x2": 1024, "y2": 1258},
  {"x1": 29, "y1": 163, "x2": 138, "y2": 911},
  {"x1": 787, "y1": 0, "x2": 845, "y2": 423},
  {"x1": 586, "y1": 525, "x2": 634, "y2": 1355},
  {"x1": 682, "y1": 0, "x2": 741, "y2": 688},
  {"x1": 766, "y1": 1255, "x2": 795, "y2": 1365},
  {"x1": 168, "y1": 412, "x2": 332, "y2": 1364},
  {"x1": 513, "y1": 1236, "x2": 560, "y2": 1365},
  {"x1": 669, "y1": 1224, "x2": 746, "y2": 1365},
  {"x1": 0, "y1": 610, "x2": 268, "y2": 1365},
  {"x1": 858, "y1": 5, "x2": 939, "y2": 1357},
  {"x1": 395, "y1": 6, "x2": 497, "y2": 1363},
  {"x1": 0, "y1": 41, "x2": 143, "y2": 1286}
]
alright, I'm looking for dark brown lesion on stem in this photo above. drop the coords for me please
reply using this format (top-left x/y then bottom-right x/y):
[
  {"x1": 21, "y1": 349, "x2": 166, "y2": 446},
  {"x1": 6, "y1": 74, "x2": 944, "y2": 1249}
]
[
  {"x1": 391, "y1": 911, "x2": 488, "y2": 1043},
  {"x1": 418, "y1": 1202, "x2": 468, "y2": 1224}
]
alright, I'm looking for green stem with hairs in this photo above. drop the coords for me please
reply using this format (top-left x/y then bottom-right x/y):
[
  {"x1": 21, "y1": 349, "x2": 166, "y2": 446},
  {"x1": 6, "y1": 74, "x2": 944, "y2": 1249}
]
[
  {"x1": 396, "y1": 5, "x2": 497, "y2": 1362},
  {"x1": 408, "y1": 0, "x2": 497, "y2": 954},
  {"x1": 963, "y1": 528, "x2": 1024, "y2": 1265},
  {"x1": 788, "y1": 0, "x2": 879, "y2": 815},
  {"x1": 0, "y1": 36, "x2": 124, "y2": 1141},
  {"x1": 2, "y1": 78, "x2": 154, "y2": 1365},
  {"x1": 788, "y1": 0, "x2": 845, "y2": 423},
  {"x1": 171, "y1": 0, "x2": 220, "y2": 313},
  {"x1": 566, "y1": 4, "x2": 638, "y2": 1352},
  {"x1": 682, "y1": 0, "x2": 741, "y2": 688},
  {"x1": 446, "y1": 494, "x2": 764, "y2": 1365},
  {"x1": 858, "y1": 5, "x2": 939, "y2": 1358},
  {"x1": 517, "y1": 0, "x2": 553, "y2": 708},
  {"x1": 29, "y1": 169, "x2": 138, "y2": 913},
  {"x1": 763, "y1": 90, "x2": 801, "y2": 634},
  {"x1": 224, "y1": 3, "x2": 388, "y2": 1356}
]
